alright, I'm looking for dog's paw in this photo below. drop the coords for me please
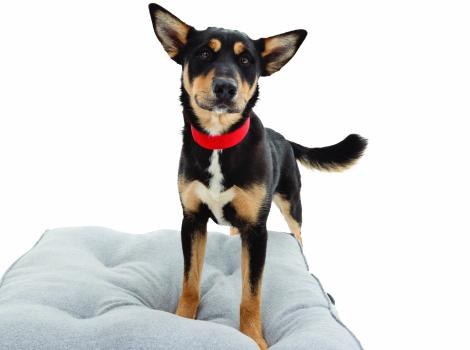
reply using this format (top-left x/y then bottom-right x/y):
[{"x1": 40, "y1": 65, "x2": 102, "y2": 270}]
[
  {"x1": 243, "y1": 331, "x2": 268, "y2": 350},
  {"x1": 175, "y1": 296, "x2": 199, "y2": 319},
  {"x1": 254, "y1": 336, "x2": 268, "y2": 350},
  {"x1": 240, "y1": 324, "x2": 268, "y2": 349}
]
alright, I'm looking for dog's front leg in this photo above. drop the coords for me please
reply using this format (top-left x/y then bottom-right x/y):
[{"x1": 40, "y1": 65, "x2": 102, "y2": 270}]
[
  {"x1": 176, "y1": 211, "x2": 208, "y2": 319},
  {"x1": 239, "y1": 224, "x2": 268, "y2": 350}
]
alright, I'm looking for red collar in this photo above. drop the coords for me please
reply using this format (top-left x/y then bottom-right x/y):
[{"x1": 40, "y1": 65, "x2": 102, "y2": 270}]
[{"x1": 190, "y1": 116, "x2": 251, "y2": 150}]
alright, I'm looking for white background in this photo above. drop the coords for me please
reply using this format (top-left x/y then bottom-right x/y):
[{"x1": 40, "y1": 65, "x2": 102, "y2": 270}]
[{"x1": 1, "y1": 1, "x2": 469, "y2": 349}]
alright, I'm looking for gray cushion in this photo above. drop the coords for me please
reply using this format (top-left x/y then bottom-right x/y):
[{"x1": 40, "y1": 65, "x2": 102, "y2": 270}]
[{"x1": 0, "y1": 227, "x2": 362, "y2": 350}]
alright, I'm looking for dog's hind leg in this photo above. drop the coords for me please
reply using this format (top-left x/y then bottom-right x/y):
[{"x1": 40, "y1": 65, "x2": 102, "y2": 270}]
[
  {"x1": 176, "y1": 209, "x2": 209, "y2": 319},
  {"x1": 273, "y1": 192, "x2": 303, "y2": 244}
]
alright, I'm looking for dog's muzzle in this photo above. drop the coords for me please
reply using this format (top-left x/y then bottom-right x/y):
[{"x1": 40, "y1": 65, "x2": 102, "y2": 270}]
[{"x1": 212, "y1": 78, "x2": 238, "y2": 104}]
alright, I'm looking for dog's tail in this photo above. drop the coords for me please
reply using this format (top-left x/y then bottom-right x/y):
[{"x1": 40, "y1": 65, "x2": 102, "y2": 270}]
[{"x1": 289, "y1": 134, "x2": 367, "y2": 172}]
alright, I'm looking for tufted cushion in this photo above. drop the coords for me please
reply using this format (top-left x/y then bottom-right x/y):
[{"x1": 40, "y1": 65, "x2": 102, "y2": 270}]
[{"x1": 0, "y1": 227, "x2": 362, "y2": 349}]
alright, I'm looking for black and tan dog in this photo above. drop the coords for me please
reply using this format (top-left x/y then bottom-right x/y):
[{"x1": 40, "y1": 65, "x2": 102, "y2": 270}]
[{"x1": 148, "y1": 4, "x2": 366, "y2": 349}]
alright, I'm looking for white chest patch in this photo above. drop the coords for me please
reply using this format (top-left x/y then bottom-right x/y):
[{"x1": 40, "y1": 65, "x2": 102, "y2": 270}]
[{"x1": 194, "y1": 150, "x2": 234, "y2": 225}]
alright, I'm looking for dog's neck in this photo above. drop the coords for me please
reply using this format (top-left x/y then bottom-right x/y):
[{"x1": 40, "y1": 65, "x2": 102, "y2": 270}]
[{"x1": 189, "y1": 115, "x2": 251, "y2": 150}]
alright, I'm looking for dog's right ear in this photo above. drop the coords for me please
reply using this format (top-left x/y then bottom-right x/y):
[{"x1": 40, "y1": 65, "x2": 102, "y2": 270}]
[{"x1": 148, "y1": 4, "x2": 193, "y2": 64}]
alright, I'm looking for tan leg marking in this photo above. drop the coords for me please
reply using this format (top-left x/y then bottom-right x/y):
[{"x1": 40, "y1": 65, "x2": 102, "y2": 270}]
[
  {"x1": 240, "y1": 244, "x2": 268, "y2": 350},
  {"x1": 176, "y1": 229, "x2": 207, "y2": 319},
  {"x1": 231, "y1": 185, "x2": 267, "y2": 224},
  {"x1": 273, "y1": 193, "x2": 302, "y2": 243},
  {"x1": 178, "y1": 176, "x2": 202, "y2": 214},
  {"x1": 234, "y1": 41, "x2": 246, "y2": 55},
  {"x1": 230, "y1": 227, "x2": 240, "y2": 236},
  {"x1": 208, "y1": 38, "x2": 222, "y2": 52}
]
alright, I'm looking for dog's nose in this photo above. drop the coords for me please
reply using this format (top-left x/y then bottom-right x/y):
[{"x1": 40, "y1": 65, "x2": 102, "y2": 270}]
[{"x1": 212, "y1": 78, "x2": 237, "y2": 101}]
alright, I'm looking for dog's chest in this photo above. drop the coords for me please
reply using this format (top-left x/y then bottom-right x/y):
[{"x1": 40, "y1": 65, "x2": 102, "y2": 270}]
[{"x1": 196, "y1": 150, "x2": 233, "y2": 225}]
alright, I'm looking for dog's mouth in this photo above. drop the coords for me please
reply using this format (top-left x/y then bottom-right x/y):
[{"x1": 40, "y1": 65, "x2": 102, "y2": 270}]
[{"x1": 195, "y1": 95, "x2": 241, "y2": 114}]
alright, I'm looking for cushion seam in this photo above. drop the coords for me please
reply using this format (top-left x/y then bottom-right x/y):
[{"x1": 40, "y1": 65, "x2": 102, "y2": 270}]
[{"x1": 287, "y1": 232, "x2": 365, "y2": 350}]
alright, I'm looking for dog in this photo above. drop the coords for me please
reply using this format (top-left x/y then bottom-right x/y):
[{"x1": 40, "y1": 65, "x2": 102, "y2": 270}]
[{"x1": 148, "y1": 4, "x2": 367, "y2": 349}]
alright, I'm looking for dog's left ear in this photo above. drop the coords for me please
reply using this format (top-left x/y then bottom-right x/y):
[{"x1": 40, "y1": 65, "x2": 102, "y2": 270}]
[
  {"x1": 257, "y1": 30, "x2": 307, "y2": 76},
  {"x1": 148, "y1": 3, "x2": 193, "y2": 64}
]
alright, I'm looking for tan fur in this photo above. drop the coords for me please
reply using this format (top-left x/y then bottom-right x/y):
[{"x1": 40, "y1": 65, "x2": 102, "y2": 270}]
[
  {"x1": 176, "y1": 230, "x2": 207, "y2": 319},
  {"x1": 298, "y1": 157, "x2": 360, "y2": 172},
  {"x1": 182, "y1": 63, "x2": 192, "y2": 94},
  {"x1": 262, "y1": 34, "x2": 299, "y2": 74},
  {"x1": 183, "y1": 64, "x2": 244, "y2": 135},
  {"x1": 192, "y1": 68, "x2": 216, "y2": 99},
  {"x1": 209, "y1": 38, "x2": 222, "y2": 52},
  {"x1": 273, "y1": 193, "x2": 302, "y2": 243},
  {"x1": 230, "y1": 227, "x2": 239, "y2": 236},
  {"x1": 233, "y1": 41, "x2": 245, "y2": 55},
  {"x1": 194, "y1": 107, "x2": 243, "y2": 135},
  {"x1": 179, "y1": 176, "x2": 266, "y2": 225},
  {"x1": 240, "y1": 244, "x2": 268, "y2": 350},
  {"x1": 235, "y1": 72, "x2": 258, "y2": 108},
  {"x1": 153, "y1": 11, "x2": 190, "y2": 58},
  {"x1": 232, "y1": 185, "x2": 267, "y2": 224},
  {"x1": 178, "y1": 176, "x2": 201, "y2": 214}
]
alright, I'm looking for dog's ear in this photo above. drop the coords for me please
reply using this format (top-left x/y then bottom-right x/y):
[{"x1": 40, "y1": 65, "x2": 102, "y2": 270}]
[
  {"x1": 257, "y1": 30, "x2": 307, "y2": 76},
  {"x1": 148, "y1": 3, "x2": 193, "y2": 64}
]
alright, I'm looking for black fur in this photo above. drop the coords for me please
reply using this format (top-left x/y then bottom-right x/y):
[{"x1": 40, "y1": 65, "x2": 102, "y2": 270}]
[{"x1": 289, "y1": 134, "x2": 368, "y2": 171}]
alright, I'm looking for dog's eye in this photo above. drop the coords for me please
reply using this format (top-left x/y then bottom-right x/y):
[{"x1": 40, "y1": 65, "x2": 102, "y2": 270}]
[
  {"x1": 197, "y1": 48, "x2": 212, "y2": 60},
  {"x1": 239, "y1": 55, "x2": 251, "y2": 66}
]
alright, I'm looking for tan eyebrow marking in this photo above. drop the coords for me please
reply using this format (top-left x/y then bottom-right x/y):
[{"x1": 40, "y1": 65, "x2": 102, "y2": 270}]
[
  {"x1": 234, "y1": 41, "x2": 246, "y2": 55},
  {"x1": 208, "y1": 38, "x2": 222, "y2": 52}
]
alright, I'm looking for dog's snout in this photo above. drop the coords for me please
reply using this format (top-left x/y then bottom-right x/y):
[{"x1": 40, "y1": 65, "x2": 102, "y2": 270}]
[{"x1": 212, "y1": 78, "x2": 237, "y2": 101}]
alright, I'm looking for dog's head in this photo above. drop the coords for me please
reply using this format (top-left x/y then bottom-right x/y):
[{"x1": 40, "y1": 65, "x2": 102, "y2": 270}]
[{"x1": 149, "y1": 4, "x2": 306, "y2": 134}]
